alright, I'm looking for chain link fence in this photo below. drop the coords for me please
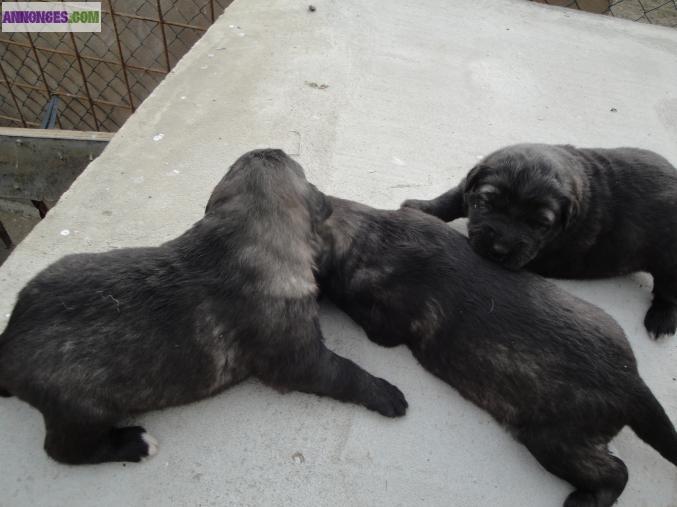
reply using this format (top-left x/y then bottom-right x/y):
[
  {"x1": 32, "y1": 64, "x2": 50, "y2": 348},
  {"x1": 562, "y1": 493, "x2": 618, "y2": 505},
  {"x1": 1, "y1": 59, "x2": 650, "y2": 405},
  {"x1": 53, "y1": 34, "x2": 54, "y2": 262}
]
[
  {"x1": 532, "y1": 0, "x2": 677, "y2": 26},
  {"x1": 1, "y1": 1, "x2": 675, "y2": 133},
  {"x1": 0, "y1": 0, "x2": 233, "y2": 132}
]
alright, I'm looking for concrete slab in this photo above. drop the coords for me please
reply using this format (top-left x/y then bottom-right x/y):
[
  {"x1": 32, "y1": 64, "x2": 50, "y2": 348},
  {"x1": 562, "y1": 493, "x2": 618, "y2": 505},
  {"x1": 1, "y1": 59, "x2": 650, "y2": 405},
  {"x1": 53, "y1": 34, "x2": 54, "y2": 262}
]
[{"x1": 1, "y1": 0, "x2": 676, "y2": 505}]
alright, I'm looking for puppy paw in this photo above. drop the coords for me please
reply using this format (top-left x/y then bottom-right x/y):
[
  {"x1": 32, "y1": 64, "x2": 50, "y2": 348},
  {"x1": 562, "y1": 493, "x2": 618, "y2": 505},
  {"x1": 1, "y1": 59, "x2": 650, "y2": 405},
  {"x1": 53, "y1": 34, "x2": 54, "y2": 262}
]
[
  {"x1": 644, "y1": 302, "x2": 677, "y2": 339},
  {"x1": 564, "y1": 490, "x2": 597, "y2": 507},
  {"x1": 110, "y1": 426, "x2": 159, "y2": 462},
  {"x1": 366, "y1": 378, "x2": 408, "y2": 417},
  {"x1": 141, "y1": 432, "x2": 159, "y2": 458},
  {"x1": 401, "y1": 199, "x2": 432, "y2": 213}
]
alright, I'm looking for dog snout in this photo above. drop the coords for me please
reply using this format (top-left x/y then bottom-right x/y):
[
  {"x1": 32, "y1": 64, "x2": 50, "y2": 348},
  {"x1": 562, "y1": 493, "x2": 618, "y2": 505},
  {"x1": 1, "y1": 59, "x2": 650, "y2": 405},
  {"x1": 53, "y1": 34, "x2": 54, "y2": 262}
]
[
  {"x1": 482, "y1": 226, "x2": 496, "y2": 240},
  {"x1": 482, "y1": 228, "x2": 511, "y2": 257}
]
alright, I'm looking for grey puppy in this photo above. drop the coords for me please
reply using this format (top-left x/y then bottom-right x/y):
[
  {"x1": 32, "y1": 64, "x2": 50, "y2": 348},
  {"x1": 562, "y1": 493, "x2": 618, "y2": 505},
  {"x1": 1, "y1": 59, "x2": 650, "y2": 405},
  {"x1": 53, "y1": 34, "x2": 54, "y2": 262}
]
[
  {"x1": 0, "y1": 149, "x2": 406, "y2": 465},
  {"x1": 402, "y1": 144, "x2": 677, "y2": 338},
  {"x1": 317, "y1": 196, "x2": 677, "y2": 507}
]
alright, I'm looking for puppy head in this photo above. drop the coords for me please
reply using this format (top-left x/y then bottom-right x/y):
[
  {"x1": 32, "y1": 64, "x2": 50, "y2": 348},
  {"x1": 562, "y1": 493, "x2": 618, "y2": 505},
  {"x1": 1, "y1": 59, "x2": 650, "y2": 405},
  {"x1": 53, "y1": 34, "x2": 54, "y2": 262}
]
[
  {"x1": 205, "y1": 148, "x2": 331, "y2": 227},
  {"x1": 463, "y1": 145, "x2": 580, "y2": 270},
  {"x1": 205, "y1": 149, "x2": 332, "y2": 298}
]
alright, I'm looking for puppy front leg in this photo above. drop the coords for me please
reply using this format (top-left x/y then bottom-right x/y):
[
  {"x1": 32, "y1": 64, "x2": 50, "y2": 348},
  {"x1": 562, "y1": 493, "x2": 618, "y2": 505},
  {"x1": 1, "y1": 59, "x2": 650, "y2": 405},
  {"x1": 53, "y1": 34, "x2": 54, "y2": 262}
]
[
  {"x1": 256, "y1": 338, "x2": 408, "y2": 417},
  {"x1": 645, "y1": 273, "x2": 677, "y2": 338},
  {"x1": 401, "y1": 183, "x2": 465, "y2": 222}
]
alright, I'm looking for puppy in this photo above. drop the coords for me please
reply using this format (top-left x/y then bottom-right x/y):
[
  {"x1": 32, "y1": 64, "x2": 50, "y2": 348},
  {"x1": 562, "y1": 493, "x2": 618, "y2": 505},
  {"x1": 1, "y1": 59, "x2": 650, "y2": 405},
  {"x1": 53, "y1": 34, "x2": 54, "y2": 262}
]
[
  {"x1": 402, "y1": 144, "x2": 677, "y2": 338},
  {"x1": 318, "y1": 196, "x2": 677, "y2": 507},
  {"x1": 0, "y1": 149, "x2": 406, "y2": 465}
]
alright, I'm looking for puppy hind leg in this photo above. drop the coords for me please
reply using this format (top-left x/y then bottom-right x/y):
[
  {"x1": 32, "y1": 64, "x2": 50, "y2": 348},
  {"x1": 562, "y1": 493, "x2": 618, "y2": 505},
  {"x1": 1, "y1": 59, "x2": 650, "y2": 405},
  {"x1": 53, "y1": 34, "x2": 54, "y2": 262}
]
[
  {"x1": 43, "y1": 416, "x2": 158, "y2": 464},
  {"x1": 401, "y1": 184, "x2": 465, "y2": 222},
  {"x1": 256, "y1": 338, "x2": 408, "y2": 417},
  {"x1": 645, "y1": 274, "x2": 677, "y2": 338},
  {"x1": 520, "y1": 433, "x2": 628, "y2": 507}
]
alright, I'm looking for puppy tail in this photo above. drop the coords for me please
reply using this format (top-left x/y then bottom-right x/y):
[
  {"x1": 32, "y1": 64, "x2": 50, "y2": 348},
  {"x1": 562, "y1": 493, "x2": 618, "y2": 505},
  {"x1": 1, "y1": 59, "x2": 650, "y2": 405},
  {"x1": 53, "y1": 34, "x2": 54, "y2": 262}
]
[{"x1": 628, "y1": 381, "x2": 677, "y2": 467}]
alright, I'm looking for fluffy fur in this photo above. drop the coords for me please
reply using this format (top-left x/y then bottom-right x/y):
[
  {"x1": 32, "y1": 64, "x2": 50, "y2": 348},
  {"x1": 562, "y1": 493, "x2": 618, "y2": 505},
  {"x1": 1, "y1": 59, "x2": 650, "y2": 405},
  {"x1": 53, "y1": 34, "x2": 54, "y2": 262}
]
[
  {"x1": 402, "y1": 144, "x2": 677, "y2": 338},
  {"x1": 0, "y1": 149, "x2": 406, "y2": 465},
  {"x1": 318, "y1": 196, "x2": 677, "y2": 507}
]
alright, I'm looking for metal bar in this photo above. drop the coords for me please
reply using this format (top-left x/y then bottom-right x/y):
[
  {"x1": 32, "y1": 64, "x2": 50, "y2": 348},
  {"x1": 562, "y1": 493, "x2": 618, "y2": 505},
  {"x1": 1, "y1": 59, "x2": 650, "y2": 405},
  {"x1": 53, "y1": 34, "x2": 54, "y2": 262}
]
[
  {"x1": 0, "y1": 114, "x2": 40, "y2": 126},
  {"x1": 107, "y1": 0, "x2": 136, "y2": 112},
  {"x1": 0, "y1": 126, "x2": 114, "y2": 141},
  {"x1": 156, "y1": 0, "x2": 172, "y2": 72},
  {"x1": 1, "y1": 39, "x2": 169, "y2": 74},
  {"x1": 0, "y1": 80, "x2": 133, "y2": 110},
  {"x1": 40, "y1": 96, "x2": 60, "y2": 128},
  {"x1": 99, "y1": 9, "x2": 208, "y2": 31},
  {"x1": 31, "y1": 200, "x2": 49, "y2": 218},
  {"x1": 25, "y1": 32, "x2": 63, "y2": 129},
  {"x1": 68, "y1": 31, "x2": 100, "y2": 130},
  {"x1": 0, "y1": 62, "x2": 27, "y2": 127},
  {"x1": 209, "y1": 0, "x2": 215, "y2": 23},
  {"x1": 0, "y1": 221, "x2": 12, "y2": 250}
]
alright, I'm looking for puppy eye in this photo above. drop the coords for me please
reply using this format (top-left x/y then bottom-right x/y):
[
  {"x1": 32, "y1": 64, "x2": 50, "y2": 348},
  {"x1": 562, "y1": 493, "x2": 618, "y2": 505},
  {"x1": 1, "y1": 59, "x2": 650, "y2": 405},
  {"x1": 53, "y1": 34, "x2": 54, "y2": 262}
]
[
  {"x1": 474, "y1": 197, "x2": 492, "y2": 210},
  {"x1": 532, "y1": 220, "x2": 550, "y2": 230},
  {"x1": 479, "y1": 193, "x2": 495, "y2": 205}
]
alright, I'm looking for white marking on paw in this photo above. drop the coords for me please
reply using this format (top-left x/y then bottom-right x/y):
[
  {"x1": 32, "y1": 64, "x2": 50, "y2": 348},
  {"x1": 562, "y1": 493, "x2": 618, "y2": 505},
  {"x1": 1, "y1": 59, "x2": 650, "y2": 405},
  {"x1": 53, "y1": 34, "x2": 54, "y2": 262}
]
[{"x1": 142, "y1": 432, "x2": 159, "y2": 458}]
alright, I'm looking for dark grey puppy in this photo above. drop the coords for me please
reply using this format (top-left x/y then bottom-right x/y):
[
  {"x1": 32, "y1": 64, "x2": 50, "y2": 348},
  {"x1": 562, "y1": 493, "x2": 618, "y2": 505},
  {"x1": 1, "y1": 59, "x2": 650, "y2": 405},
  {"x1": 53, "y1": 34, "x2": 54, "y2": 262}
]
[
  {"x1": 0, "y1": 149, "x2": 406, "y2": 465},
  {"x1": 402, "y1": 144, "x2": 677, "y2": 338},
  {"x1": 317, "y1": 196, "x2": 677, "y2": 507}
]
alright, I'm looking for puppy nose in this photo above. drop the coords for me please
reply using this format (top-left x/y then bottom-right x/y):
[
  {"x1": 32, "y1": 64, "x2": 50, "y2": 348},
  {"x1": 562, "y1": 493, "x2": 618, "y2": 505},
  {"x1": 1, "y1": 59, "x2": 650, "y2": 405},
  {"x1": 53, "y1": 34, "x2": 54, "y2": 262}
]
[{"x1": 492, "y1": 242, "x2": 510, "y2": 256}]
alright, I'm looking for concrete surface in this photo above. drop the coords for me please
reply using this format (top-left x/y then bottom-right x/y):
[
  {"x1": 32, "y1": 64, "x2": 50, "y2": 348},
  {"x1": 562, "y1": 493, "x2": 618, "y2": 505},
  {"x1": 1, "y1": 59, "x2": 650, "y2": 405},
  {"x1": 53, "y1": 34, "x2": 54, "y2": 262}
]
[{"x1": 1, "y1": 0, "x2": 676, "y2": 505}]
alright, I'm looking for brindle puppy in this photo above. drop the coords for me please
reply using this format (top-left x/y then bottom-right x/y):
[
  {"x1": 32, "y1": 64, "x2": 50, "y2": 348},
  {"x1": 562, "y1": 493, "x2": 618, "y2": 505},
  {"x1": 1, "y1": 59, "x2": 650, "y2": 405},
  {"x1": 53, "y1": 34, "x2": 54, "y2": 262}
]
[
  {"x1": 0, "y1": 149, "x2": 406, "y2": 465},
  {"x1": 318, "y1": 196, "x2": 677, "y2": 507},
  {"x1": 402, "y1": 144, "x2": 677, "y2": 338}
]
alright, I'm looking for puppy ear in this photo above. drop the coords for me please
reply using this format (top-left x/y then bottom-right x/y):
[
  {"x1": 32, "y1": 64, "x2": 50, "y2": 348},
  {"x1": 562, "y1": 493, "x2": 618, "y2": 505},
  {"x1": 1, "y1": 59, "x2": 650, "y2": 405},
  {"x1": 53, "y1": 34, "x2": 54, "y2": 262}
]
[
  {"x1": 205, "y1": 180, "x2": 229, "y2": 214},
  {"x1": 308, "y1": 184, "x2": 333, "y2": 223},
  {"x1": 562, "y1": 194, "x2": 580, "y2": 230},
  {"x1": 561, "y1": 173, "x2": 584, "y2": 229},
  {"x1": 463, "y1": 164, "x2": 491, "y2": 193}
]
